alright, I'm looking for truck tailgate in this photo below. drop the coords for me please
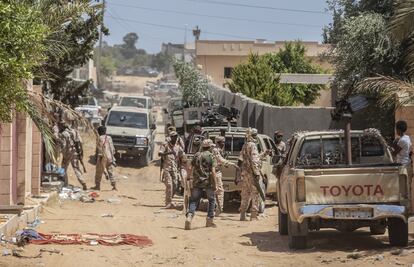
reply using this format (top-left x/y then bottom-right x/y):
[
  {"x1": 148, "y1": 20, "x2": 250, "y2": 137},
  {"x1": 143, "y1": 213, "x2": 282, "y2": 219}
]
[{"x1": 304, "y1": 166, "x2": 402, "y2": 204}]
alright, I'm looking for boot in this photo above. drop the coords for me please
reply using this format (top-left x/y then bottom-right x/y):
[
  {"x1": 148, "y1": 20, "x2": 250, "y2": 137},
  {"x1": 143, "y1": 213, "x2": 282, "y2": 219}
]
[
  {"x1": 111, "y1": 182, "x2": 117, "y2": 191},
  {"x1": 240, "y1": 212, "x2": 247, "y2": 221},
  {"x1": 185, "y1": 214, "x2": 193, "y2": 230},
  {"x1": 250, "y1": 211, "x2": 259, "y2": 221},
  {"x1": 81, "y1": 183, "x2": 88, "y2": 191},
  {"x1": 206, "y1": 218, "x2": 217, "y2": 228},
  {"x1": 90, "y1": 184, "x2": 100, "y2": 191}
]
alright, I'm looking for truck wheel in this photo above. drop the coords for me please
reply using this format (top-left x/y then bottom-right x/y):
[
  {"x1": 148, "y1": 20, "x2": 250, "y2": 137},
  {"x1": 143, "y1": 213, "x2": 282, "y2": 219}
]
[
  {"x1": 388, "y1": 218, "x2": 408, "y2": 247},
  {"x1": 223, "y1": 192, "x2": 231, "y2": 212},
  {"x1": 278, "y1": 208, "x2": 288, "y2": 235},
  {"x1": 140, "y1": 150, "x2": 151, "y2": 167},
  {"x1": 287, "y1": 212, "x2": 308, "y2": 249}
]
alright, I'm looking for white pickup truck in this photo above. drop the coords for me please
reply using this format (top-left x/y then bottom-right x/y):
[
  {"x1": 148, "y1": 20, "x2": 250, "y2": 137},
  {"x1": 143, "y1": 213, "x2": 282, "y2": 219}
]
[{"x1": 278, "y1": 129, "x2": 411, "y2": 249}]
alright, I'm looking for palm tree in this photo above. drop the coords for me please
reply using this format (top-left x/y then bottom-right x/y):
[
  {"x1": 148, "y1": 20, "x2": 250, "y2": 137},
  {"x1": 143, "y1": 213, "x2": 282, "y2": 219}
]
[{"x1": 358, "y1": 0, "x2": 414, "y2": 107}]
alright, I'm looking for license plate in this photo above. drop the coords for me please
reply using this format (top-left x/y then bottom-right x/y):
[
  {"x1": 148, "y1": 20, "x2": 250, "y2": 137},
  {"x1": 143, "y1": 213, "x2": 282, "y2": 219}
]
[{"x1": 333, "y1": 208, "x2": 373, "y2": 219}]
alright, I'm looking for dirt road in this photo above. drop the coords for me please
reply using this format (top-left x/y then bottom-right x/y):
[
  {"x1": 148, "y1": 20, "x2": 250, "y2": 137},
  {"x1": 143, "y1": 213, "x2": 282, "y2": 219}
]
[{"x1": 2, "y1": 77, "x2": 414, "y2": 266}]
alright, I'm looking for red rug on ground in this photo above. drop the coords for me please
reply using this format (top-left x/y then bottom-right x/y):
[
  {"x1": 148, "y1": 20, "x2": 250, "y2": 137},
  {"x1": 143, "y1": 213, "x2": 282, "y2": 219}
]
[{"x1": 30, "y1": 233, "x2": 153, "y2": 247}]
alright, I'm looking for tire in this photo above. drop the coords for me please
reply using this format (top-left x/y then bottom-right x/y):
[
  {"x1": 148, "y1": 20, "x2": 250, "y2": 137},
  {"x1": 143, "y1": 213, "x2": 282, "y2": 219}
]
[
  {"x1": 278, "y1": 208, "x2": 288, "y2": 235},
  {"x1": 139, "y1": 149, "x2": 151, "y2": 167},
  {"x1": 287, "y1": 211, "x2": 308, "y2": 249},
  {"x1": 370, "y1": 225, "x2": 386, "y2": 235},
  {"x1": 388, "y1": 218, "x2": 408, "y2": 247}
]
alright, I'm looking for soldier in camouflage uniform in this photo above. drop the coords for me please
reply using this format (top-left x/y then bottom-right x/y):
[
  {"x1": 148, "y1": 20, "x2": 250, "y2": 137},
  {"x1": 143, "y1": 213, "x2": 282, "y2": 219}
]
[
  {"x1": 212, "y1": 136, "x2": 237, "y2": 215},
  {"x1": 167, "y1": 126, "x2": 185, "y2": 149},
  {"x1": 92, "y1": 126, "x2": 117, "y2": 191},
  {"x1": 238, "y1": 128, "x2": 263, "y2": 221},
  {"x1": 159, "y1": 131, "x2": 185, "y2": 209},
  {"x1": 58, "y1": 121, "x2": 87, "y2": 190},
  {"x1": 185, "y1": 139, "x2": 218, "y2": 230}
]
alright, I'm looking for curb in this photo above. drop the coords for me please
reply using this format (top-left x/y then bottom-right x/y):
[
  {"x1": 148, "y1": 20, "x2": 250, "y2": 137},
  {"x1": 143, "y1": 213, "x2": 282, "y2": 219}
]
[{"x1": 0, "y1": 191, "x2": 58, "y2": 238}]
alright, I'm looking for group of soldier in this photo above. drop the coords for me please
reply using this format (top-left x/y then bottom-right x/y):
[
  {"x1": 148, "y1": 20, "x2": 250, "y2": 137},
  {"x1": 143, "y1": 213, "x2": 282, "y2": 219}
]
[
  {"x1": 159, "y1": 125, "x2": 287, "y2": 230},
  {"x1": 53, "y1": 119, "x2": 117, "y2": 191}
]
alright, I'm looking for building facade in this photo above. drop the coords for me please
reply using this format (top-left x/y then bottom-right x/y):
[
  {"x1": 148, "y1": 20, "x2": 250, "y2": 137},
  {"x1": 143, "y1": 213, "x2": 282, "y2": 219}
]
[
  {"x1": 196, "y1": 40, "x2": 333, "y2": 106},
  {"x1": 0, "y1": 82, "x2": 43, "y2": 206}
]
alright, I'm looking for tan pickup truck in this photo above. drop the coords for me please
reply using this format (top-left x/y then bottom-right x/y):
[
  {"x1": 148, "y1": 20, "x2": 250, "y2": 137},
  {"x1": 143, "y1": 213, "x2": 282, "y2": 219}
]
[{"x1": 278, "y1": 129, "x2": 410, "y2": 249}]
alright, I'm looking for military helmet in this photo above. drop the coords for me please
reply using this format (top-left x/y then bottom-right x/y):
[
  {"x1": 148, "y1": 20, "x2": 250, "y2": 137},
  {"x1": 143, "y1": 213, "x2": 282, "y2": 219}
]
[
  {"x1": 215, "y1": 136, "x2": 225, "y2": 143},
  {"x1": 251, "y1": 128, "x2": 258, "y2": 136},
  {"x1": 169, "y1": 131, "x2": 178, "y2": 137},
  {"x1": 202, "y1": 139, "x2": 213, "y2": 148}
]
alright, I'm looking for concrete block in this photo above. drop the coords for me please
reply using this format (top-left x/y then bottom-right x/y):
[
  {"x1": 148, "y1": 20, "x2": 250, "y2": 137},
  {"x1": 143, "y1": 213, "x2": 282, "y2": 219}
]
[{"x1": 0, "y1": 137, "x2": 11, "y2": 151}]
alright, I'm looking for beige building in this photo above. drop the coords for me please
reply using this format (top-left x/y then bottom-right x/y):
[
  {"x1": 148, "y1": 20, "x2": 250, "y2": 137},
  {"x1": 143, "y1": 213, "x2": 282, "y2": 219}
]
[{"x1": 196, "y1": 40, "x2": 333, "y2": 106}]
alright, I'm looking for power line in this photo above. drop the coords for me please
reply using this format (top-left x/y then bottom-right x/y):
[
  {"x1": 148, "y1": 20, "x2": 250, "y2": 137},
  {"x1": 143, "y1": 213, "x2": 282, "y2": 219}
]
[
  {"x1": 183, "y1": 0, "x2": 329, "y2": 15},
  {"x1": 106, "y1": 15, "x2": 258, "y2": 40},
  {"x1": 107, "y1": 1, "x2": 322, "y2": 28}
]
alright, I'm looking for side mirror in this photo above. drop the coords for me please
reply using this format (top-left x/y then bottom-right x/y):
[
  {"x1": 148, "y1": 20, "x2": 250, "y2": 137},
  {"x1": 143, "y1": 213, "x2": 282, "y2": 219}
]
[
  {"x1": 163, "y1": 108, "x2": 168, "y2": 114},
  {"x1": 151, "y1": 124, "x2": 157, "y2": 130}
]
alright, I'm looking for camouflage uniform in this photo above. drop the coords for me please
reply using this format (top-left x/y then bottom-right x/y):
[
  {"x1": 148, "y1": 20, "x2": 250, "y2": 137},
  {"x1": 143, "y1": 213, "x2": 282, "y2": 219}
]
[
  {"x1": 95, "y1": 134, "x2": 116, "y2": 188},
  {"x1": 239, "y1": 135, "x2": 261, "y2": 216},
  {"x1": 212, "y1": 142, "x2": 232, "y2": 212},
  {"x1": 60, "y1": 127, "x2": 86, "y2": 188},
  {"x1": 159, "y1": 141, "x2": 184, "y2": 206}
]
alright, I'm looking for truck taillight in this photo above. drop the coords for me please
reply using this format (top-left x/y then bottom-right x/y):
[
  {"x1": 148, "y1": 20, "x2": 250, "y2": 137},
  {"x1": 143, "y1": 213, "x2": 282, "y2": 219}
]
[{"x1": 296, "y1": 177, "x2": 306, "y2": 202}]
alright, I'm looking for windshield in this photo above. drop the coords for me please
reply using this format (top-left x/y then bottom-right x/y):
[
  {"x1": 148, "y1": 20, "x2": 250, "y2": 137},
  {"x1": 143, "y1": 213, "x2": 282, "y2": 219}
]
[
  {"x1": 120, "y1": 97, "x2": 147, "y2": 108},
  {"x1": 107, "y1": 111, "x2": 148, "y2": 129},
  {"x1": 297, "y1": 135, "x2": 388, "y2": 167}
]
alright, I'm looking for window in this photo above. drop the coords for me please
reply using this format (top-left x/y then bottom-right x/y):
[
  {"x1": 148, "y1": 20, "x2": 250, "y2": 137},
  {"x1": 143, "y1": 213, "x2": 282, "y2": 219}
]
[
  {"x1": 107, "y1": 111, "x2": 148, "y2": 129},
  {"x1": 224, "y1": 67, "x2": 233, "y2": 79},
  {"x1": 120, "y1": 97, "x2": 147, "y2": 108},
  {"x1": 296, "y1": 135, "x2": 386, "y2": 167}
]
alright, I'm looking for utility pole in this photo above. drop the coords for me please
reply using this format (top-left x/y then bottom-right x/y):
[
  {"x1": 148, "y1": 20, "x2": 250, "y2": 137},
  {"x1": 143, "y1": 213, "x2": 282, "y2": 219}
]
[
  {"x1": 183, "y1": 24, "x2": 188, "y2": 61},
  {"x1": 96, "y1": 0, "x2": 106, "y2": 89}
]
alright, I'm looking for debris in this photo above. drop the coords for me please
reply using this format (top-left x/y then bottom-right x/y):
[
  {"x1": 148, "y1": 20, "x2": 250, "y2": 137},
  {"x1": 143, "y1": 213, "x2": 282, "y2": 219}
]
[
  {"x1": 391, "y1": 249, "x2": 409, "y2": 256},
  {"x1": 321, "y1": 259, "x2": 332, "y2": 264},
  {"x1": 90, "y1": 240, "x2": 98, "y2": 246},
  {"x1": 347, "y1": 252, "x2": 363, "y2": 259},
  {"x1": 121, "y1": 175, "x2": 129, "y2": 179},
  {"x1": 393, "y1": 260, "x2": 404, "y2": 265},
  {"x1": 12, "y1": 249, "x2": 42, "y2": 259},
  {"x1": 101, "y1": 214, "x2": 114, "y2": 218},
  {"x1": 153, "y1": 210, "x2": 164, "y2": 214},
  {"x1": 239, "y1": 240, "x2": 253, "y2": 246},
  {"x1": 106, "y1": 198, "x2": 121, "y2": 204},
  {"x1": 39, "y1": 248, "x2": 61, "y2": 254},
  {"x1": 27, "y1": 217, "x2": 44, "y2": 228},
  {"x1": 80, "y1": 195, "x2": 95, "y2": 203},
  {"x1": 213, "y1": 257, "x2": 226, "y2": 261},
  {"x1": 119, "y1": 195, "x2": 137, "y2": 200},
  {"x1": 89, "y1": 192, "x2": 100, "y2": 198},
  {"x1": 167, "y1": 214, "x2": 179, "y2": 219},
  {"x1": 373, "y1": 254, "x2": 384, "y2": 261},
  {"x1": 15, "y1": 229, "x2": 44, "y2": 247},
  {"x1": 170, "y1": 236, "x2": 178, "y2": 239},
  {"x1": 2, "y1": 249, "x2": 11, "y2": 256}
]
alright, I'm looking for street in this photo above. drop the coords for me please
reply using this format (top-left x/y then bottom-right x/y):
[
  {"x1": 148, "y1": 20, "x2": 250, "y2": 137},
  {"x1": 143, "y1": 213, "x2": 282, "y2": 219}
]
[{"x1": 2, "y1": 88, "x2": 414, "y2": 266}]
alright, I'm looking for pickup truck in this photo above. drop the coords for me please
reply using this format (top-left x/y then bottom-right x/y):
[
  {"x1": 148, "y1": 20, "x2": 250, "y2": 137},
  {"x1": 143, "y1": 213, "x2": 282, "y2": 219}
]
[
  {"x1": 187, "y1": 127, "x2": 279, "y2": 210},
  {"x1": 278, "y1": 129, "x2": 410, "y2": 249}
]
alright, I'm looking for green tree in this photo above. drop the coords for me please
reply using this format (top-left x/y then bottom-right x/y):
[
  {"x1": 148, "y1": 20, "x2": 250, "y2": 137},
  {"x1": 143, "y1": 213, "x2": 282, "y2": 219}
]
[
  {"x1": 173, "y1": 61, "x2": 208, "y2": 107},
  {"x1": 0, "y1": 1, "x2": 47, "y2": 123},
  {"x1": 227, "y1": 42, "x2": 325, "y2": 106},
  {"x1": 39, "y1": 0, "x2": 106, "y2": 106}
]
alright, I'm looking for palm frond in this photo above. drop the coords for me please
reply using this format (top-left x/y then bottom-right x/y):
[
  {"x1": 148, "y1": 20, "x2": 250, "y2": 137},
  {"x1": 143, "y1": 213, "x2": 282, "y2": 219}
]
[
  {"x1": 26, "y1": 90, "x2": 96, "y2": 163},
  {"x1": 357, "y1": 75, "x2": 414, "y2": 108},
  {"x1": 389, "y1": 0, "x2": 414, "y2": 41}
]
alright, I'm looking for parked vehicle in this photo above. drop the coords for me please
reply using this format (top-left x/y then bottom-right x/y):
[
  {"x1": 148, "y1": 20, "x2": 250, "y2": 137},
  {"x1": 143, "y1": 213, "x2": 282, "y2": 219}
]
[
  {"x1": 278, "y1": 129, "x2": 409, "y2": 249},
  {"x1": 119, "y1": 95, "x2": 154, "y2": 109},
  {"x1": 186, "y1": 127, "x2": 278, "y2": 210},
  {"x1": 154, "y1": 82, "x2": 178, "y2": 105},
  {"x1": 75, "y1": 97, "x2": 102, "y2": 127},
  {"x1": 105, "y1": 106, "x2": 156, "y2": 166}
]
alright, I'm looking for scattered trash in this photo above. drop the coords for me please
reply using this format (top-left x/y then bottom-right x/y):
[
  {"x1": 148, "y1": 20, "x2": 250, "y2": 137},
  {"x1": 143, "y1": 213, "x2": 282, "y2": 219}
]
[
  {"x1": 101, "y1": 214, "x2": 114, "y2": 218},
  {"x1": 15, "y1": 229, "x2": 44, "y2": 247},
  {"x1": 90, "y1": 240, "x2": 98, "y2": 246},
  {"x1": 121, "y1": 175, "x2": 129, "y2": 179},
  {"x1": 27, "y1": 217, "x2": 44, "y2": 228},
  {"x1": 80, "y1": 195, "x2": 95, "y2": 203},
  {"x1": 373, "y1": 254, "x2": 384, "y2": 261},
  {"x1": 170, "y1": 236, "x2": 178, "y2": 239},
  {"x1": 347, "y1": 252, "x2": 363, "y2": 259},
  {"x1": 89, "y1": 192, "x2": 99, "y2": 198},
  {"x1": 2, "y1": 249, "x2": 11, "y2": 256},
  {"x1": 153, "y1": 210, "x2": 164, "y2": 214},
  {"x1": 394, "y1": 260, "x2": 404, "y2": 266},
  {"x1": 12, "y1": 249, "x2": 42, "y2": 259},
  {"x1": 167, "y1": 214, "x2": 179, "y2": 219},
  {"x1": 106, "y1": 198, "x2": 121, "y2": 204},
  {"x1": 321, "y1": 259, "x2": 332, "y2": 264},
  {"x1": 213, "y1": 257, "x2": 226, "y2": 261},
  {"x1": 39, "y1": 248, "x2": 61, "y2": 254},
  {"x1": 239, "y1": 241, "x2": 253, "y2": 246}
]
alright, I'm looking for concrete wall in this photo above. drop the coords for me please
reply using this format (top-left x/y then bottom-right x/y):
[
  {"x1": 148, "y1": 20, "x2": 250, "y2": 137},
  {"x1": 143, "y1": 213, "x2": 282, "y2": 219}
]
[{"x1": 209, "y1": 84, "x2": 334, "y2": 139}]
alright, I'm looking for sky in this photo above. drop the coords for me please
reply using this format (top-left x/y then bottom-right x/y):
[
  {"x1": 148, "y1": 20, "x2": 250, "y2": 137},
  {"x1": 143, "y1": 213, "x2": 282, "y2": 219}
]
[{"x1": 103, "y1": 0, "x2": 333, "y2": 53}]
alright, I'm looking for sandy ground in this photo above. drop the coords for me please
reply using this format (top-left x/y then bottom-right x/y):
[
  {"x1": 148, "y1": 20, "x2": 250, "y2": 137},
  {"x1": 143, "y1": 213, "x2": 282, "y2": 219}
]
[{"x1": 2, "y1": 77, "x2": 414, "y2": 266}]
